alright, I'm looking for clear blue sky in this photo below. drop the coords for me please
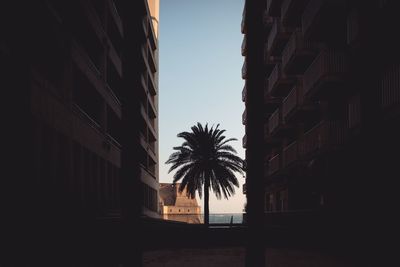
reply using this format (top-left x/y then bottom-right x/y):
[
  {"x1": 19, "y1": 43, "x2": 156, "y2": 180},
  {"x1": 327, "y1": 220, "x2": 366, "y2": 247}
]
[{"x1": 158, "y1": 0, "x2": 246, "y2": 213}]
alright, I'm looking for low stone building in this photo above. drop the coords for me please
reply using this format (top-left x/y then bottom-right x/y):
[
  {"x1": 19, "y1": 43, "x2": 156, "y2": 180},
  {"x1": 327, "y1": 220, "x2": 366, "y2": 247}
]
[{"x1": 159, "y1": 183, "x2": 203, "y2": 224}]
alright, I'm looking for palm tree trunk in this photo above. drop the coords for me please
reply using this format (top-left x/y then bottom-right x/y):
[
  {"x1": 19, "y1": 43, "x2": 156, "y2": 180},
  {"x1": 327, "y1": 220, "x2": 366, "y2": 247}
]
[{"x1": 204, "y1": 177, "x2": 210, "y2": 227}]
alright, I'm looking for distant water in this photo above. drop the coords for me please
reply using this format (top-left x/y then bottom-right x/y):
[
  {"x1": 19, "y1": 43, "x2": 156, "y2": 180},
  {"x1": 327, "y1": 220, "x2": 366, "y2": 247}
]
[{"x1": 208, "y1": 213, "x2": 243, "y2": 224}]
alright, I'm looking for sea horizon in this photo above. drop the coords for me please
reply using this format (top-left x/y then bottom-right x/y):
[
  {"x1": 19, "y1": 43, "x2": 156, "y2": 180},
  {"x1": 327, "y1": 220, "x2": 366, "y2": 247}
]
[{"x1": 206, "y1": 213, "x2": 243, "y2": 224}]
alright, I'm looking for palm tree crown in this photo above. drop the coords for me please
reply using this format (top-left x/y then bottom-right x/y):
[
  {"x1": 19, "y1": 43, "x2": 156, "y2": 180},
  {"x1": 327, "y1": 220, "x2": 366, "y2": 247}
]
[{"x1": 166, "y1": 123, "x2": 244, "y2": 225}]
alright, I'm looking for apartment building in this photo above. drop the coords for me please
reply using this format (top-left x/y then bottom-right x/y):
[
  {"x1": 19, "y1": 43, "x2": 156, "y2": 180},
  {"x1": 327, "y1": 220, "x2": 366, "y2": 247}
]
[
  {"x1": 1, "y1": 0, "x2": 160, "y2": 244},
  {"x1": 242, "y1": 0, "x2": 399, "y2": 227}
]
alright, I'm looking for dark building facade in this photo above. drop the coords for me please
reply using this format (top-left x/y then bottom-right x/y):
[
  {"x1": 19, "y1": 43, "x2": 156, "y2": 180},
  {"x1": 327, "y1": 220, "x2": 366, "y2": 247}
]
[
  {"x1": 242, "y1": 0, "x2": 399, "y2": 264},
  {"x1": 1, "y1": 0, "x2": 159, "y2": 260}
]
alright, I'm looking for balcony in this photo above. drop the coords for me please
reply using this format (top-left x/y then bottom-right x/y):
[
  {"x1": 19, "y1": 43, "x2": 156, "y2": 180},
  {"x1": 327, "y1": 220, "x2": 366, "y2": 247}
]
[
  {"x1": 266, "y1": 0, "x2": 283, "y2": 17},
  {"x1": 241, "y1": 36, "x2": 247, "y2": 56},
  {"x1": 108, "y1": 40, "x2": 123, "y2": 78},
  {"x1": 380, "y1": 64, "x2": 400, "y2": 110},
  {"x1": 268, "y1": 63, "x2": 295, "y2": 96},
  {"x1": 264, "y1": 90, "x2": 281, "y2": 109},
  {"x1": 140, "y1": 104, "x2": 157, "y2": 141},
  {"x1": 281, "y1": 0, "x2": 308, "y2": 27},
  {"x1": 282, "y1": 85, "x2": 303, "y2": 121},
  {"x1": 242, "y1": 84, "x2": 247, "y2": 102},
  {"x1": 108, "y1": 0, "x2": 123, "y2": 36},
  {"x1": 147, "y1": 42, "x2": 157, "y2": 73},
  {"x1": 147, "y1": 15, "x2": 157, "y2": 51},
  {"x1": 268, "y1": 154, "x2": 281, "y2": 176},
  {"x1": 264, "y1": 79, "x2": 281, "y2": 113},
  {"x1": 148, "y1": 145, "x2": 158, "y2": 164},
  {"x1": 299, "y1": 120, "x2": 347, "y2": 157},
  {"x1": 302, "y1": 0, "x2": 346, "y2": 41},
  {"x1": 242, "y1": 134, "x2": 247, "y2": 149},
  {"x1": 282, "y1": 29, "x2": 317, "y2": 74},
  {"x1": 148, "y1": 97, "x2": 157, "y2": 120},
  {"x1": 242, "y1": 61, "x2": 247, "y2": 79},
  {"x1": 267, "y1": 19, "x2": 293, "y2": 56},
  {"x1": 242, "y1": 109, "x2": 247, "y2": 125},
  {"x1": 241, "y1": 8, "x2": 246, "y2": 33},
  {"x1": 348, "y1": 94, "x2": 361, "y2": 129},
  {"x1": 263, "y1": 11, "x2": 275, "y2": 29},
  {"x1": 303, "y1": 49, "x2": 348, "y2": 99},
  {"x1": 71, "y1": 40, "x2": 121, "y2": 117},
  {"x1": 147, "y1": 69, "x2": 157, "y2": 95},
  {"x1": 139, "y1": 132, "x2": 148, "y2": 151},
  {"x1": 268, "y1": 108, "x2": 281, "y2": 135},
  {"x1": 283, "y1": 141, "x2": 298, "y2": 167},
  {"x1": 264, "y1": 44, "x2": 280, "y2": 76}
]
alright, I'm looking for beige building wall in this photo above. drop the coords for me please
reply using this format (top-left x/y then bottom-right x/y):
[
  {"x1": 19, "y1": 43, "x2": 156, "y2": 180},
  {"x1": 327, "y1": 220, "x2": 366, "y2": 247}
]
[
  {"x1": 147, "y1": 0, "x2": 159, "y2": 38},
  {"x1": 159, "y1": 183, "x2": 203, "y2": 224}
]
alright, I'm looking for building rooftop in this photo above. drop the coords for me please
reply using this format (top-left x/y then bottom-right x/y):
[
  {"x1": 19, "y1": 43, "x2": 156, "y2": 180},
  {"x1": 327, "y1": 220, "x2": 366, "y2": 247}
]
[{"x1": 159, "y1": 183, "x2": 199, "y2": 207}]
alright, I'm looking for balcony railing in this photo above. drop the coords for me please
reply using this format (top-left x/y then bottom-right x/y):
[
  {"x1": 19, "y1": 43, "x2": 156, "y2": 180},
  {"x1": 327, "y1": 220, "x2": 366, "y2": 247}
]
[
  {"x1": 268, "y1": 108, "x2": 281, "y2": 134},
  {"x1": 263, "y1": 11, "x2": 274, "y2": 28},
  {"x1": 241, "y1": 36, "x2": 247, "y2": 56},
  {"x1": 380, "y1": 64, "x2": 400, "y2": 109},
  {"x1": 283, "y1": 141, "x2": 298, "y2": 167},
  {"x1": 147, "y1": 42, "x2": 157, "y2": 73},
  {"x1": 282, "y1": 29, "x2": 316, "y2": 72},
  {"x1": 242, "y1": 84, "x2": 247, "y2": 102},
  {"x1": 139, "y1": 132, "x2": 148, "y2": 151},
  {"x1": 268, "y1": 154, "x2": 280, "y2": 175},
  {"x1": 302, "y1": 0, "x2": 324, "y2": 36},
  {"x1": 140, "y1": 104, "x2": 157, "y2": 141},
  {"x1": 268, "y1": 64, "x2": 280, "y2": 95},
  {"x1": 242, "y1": 109, "x2": 247, "y2": 125},
  {"x1": 268, "y1": 63, "x2": 294, "y2": 96},
  {"x1": 147, "y1": 70, "x2": 157, "y2": 95},
  {"x1": 73, "y1": 104, "x2": 101, "y2": 132},
  {"x1": 71, "y1": 39, "x2": 101, "y2": 80},
  {"x1": 264, "y1": 42, "x2": 281, "y2": 70},
  {"x1": 147, "y1": 15, "x2": 157, "y2": 51},
  {"x1": 348, "y1": 94, "x2": 361, "y2": 129},
  {"x1": 71, "y1": 39, "x2": 121, "y2": 117},
  {"x1": 303, "y1": 49, "x2": 347, "y2": 97},
  {"x1": 267, "y1": 19, "x2": 279, "y2": 53},
  {"x1": 242, "y1": 61, "x2": 247, "y2": 79},
  {"x1": 267, "y1": 19, "x2": 292, "y2": 56},
  {"x1": 281, "y1": 0, "x2": 292, "y2": 21},
  {"x1": 106, "y1": 84, "x2": 121, "y2": 106},
  {"x1": 299, "y1": 120, "x2": 347, "y2": 157},
  {"x1": 242, "y1": 134, "x2": 247, "y2": 148},
  {"x1": 106, "y1": 133, "x2": 121, "y2": 150},
  {"x1": 282, "y1": 85, "x2": 302, "y2": 120},
  {"x1": 148, "y1": 98, "x2": 157, "y2": 119},
  {"x1": 109, "y1": 0, "x2": 123, "y2": 36}
]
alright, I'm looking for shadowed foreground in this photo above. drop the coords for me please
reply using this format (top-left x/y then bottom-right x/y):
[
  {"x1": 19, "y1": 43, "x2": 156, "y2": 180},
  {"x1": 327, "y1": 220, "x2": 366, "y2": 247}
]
[{"x1": 143, "y1": 247, "x2": 353, "y2": 267}]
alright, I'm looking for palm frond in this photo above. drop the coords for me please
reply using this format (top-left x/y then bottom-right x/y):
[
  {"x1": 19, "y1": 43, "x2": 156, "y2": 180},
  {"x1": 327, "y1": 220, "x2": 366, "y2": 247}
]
[{"x1": 166, "y1": 123, "x2": 244, "y2": 206}]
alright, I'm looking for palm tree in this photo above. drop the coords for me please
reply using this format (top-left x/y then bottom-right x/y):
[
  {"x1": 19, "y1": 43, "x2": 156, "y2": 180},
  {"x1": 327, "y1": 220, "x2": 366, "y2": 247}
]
[{"x1": 165, "y1": 123, "x2": 244, "y2": 226}]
